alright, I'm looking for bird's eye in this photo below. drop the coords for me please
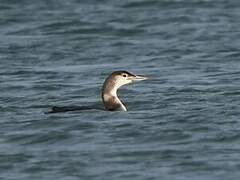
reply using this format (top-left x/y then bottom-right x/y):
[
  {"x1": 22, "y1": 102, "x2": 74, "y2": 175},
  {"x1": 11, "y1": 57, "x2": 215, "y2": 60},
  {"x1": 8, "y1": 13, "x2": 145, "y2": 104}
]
[{"x1": 122, "y1": 74, "x2": 127, "y2": 77}]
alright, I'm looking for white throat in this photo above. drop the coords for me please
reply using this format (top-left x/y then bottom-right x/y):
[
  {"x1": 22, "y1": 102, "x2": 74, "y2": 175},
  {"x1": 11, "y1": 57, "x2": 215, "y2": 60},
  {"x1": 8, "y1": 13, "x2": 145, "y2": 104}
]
[
  {"x1": 101, "y1": 71, "x2": 147, "y2": 111},
  {"x1": 102, "y1": 88, "x2": 127, "y2": 111}
]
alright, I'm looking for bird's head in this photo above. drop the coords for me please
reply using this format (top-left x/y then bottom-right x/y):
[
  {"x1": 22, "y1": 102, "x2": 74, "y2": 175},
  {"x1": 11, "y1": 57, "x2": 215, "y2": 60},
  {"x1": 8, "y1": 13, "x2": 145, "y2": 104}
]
[{"x1": 109, "y1": 71, "x2": 148, "y2": 89}]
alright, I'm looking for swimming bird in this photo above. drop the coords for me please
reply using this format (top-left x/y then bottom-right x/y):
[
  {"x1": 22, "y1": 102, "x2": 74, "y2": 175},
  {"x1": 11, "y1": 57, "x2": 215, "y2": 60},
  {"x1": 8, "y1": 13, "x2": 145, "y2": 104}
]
[
  {"x1": 48, "y1": 71, "x2": 147, "y2": 113},
  {"x1": 101, "y1": 71, "x2": 147, "y2": 111}
]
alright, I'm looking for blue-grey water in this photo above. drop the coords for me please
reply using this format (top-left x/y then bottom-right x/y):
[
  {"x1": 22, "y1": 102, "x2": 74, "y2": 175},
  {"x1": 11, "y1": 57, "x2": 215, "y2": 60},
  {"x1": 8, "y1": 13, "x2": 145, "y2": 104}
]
[{"x1": 1, "y1": 0, "x2": 240, "y2": 179}]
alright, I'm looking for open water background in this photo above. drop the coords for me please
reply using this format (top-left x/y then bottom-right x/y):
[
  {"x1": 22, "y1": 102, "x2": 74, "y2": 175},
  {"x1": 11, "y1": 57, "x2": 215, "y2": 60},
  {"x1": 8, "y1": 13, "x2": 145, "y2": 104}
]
[{"x1": 1, "y1": 0, "x2": 240, "y2": 179}]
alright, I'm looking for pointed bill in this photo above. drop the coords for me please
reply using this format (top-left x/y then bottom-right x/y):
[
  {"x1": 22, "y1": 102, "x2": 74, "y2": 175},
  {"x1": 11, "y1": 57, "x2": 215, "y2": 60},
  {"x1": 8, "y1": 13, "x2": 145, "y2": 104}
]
[{"x1": 131, "y1": 75, "x2": 148, "y2": 81}]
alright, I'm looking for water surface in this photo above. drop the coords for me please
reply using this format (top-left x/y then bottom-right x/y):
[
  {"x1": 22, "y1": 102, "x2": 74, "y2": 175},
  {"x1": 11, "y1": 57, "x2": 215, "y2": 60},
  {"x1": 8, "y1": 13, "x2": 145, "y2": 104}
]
[{"x1": 1, "y1": 0, "x2": 240, "y2": 179}]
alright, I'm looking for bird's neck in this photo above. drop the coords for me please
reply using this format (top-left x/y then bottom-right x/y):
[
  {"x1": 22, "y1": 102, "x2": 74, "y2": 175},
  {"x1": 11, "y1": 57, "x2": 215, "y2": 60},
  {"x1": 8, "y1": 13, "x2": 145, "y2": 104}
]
[{"x1": 102, "y1": 80, "x2": 127, "y2": 111}]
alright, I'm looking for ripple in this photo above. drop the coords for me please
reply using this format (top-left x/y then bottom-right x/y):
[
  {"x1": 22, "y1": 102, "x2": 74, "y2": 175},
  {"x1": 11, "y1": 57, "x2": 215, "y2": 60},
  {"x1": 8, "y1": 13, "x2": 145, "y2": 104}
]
[{"x1": 1, "y1": 0, "x2": 240, "y2": 179}]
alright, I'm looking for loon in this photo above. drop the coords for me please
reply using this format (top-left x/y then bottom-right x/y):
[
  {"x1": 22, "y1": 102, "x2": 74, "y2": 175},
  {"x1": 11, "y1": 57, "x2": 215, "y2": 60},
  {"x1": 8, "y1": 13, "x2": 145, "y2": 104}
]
[
  {"x1": 48, "y1": 71, "x2": 147, "y2": 113},
  {"x1": 101, "y1": 71, "x2": 147, "y2": 111}
]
